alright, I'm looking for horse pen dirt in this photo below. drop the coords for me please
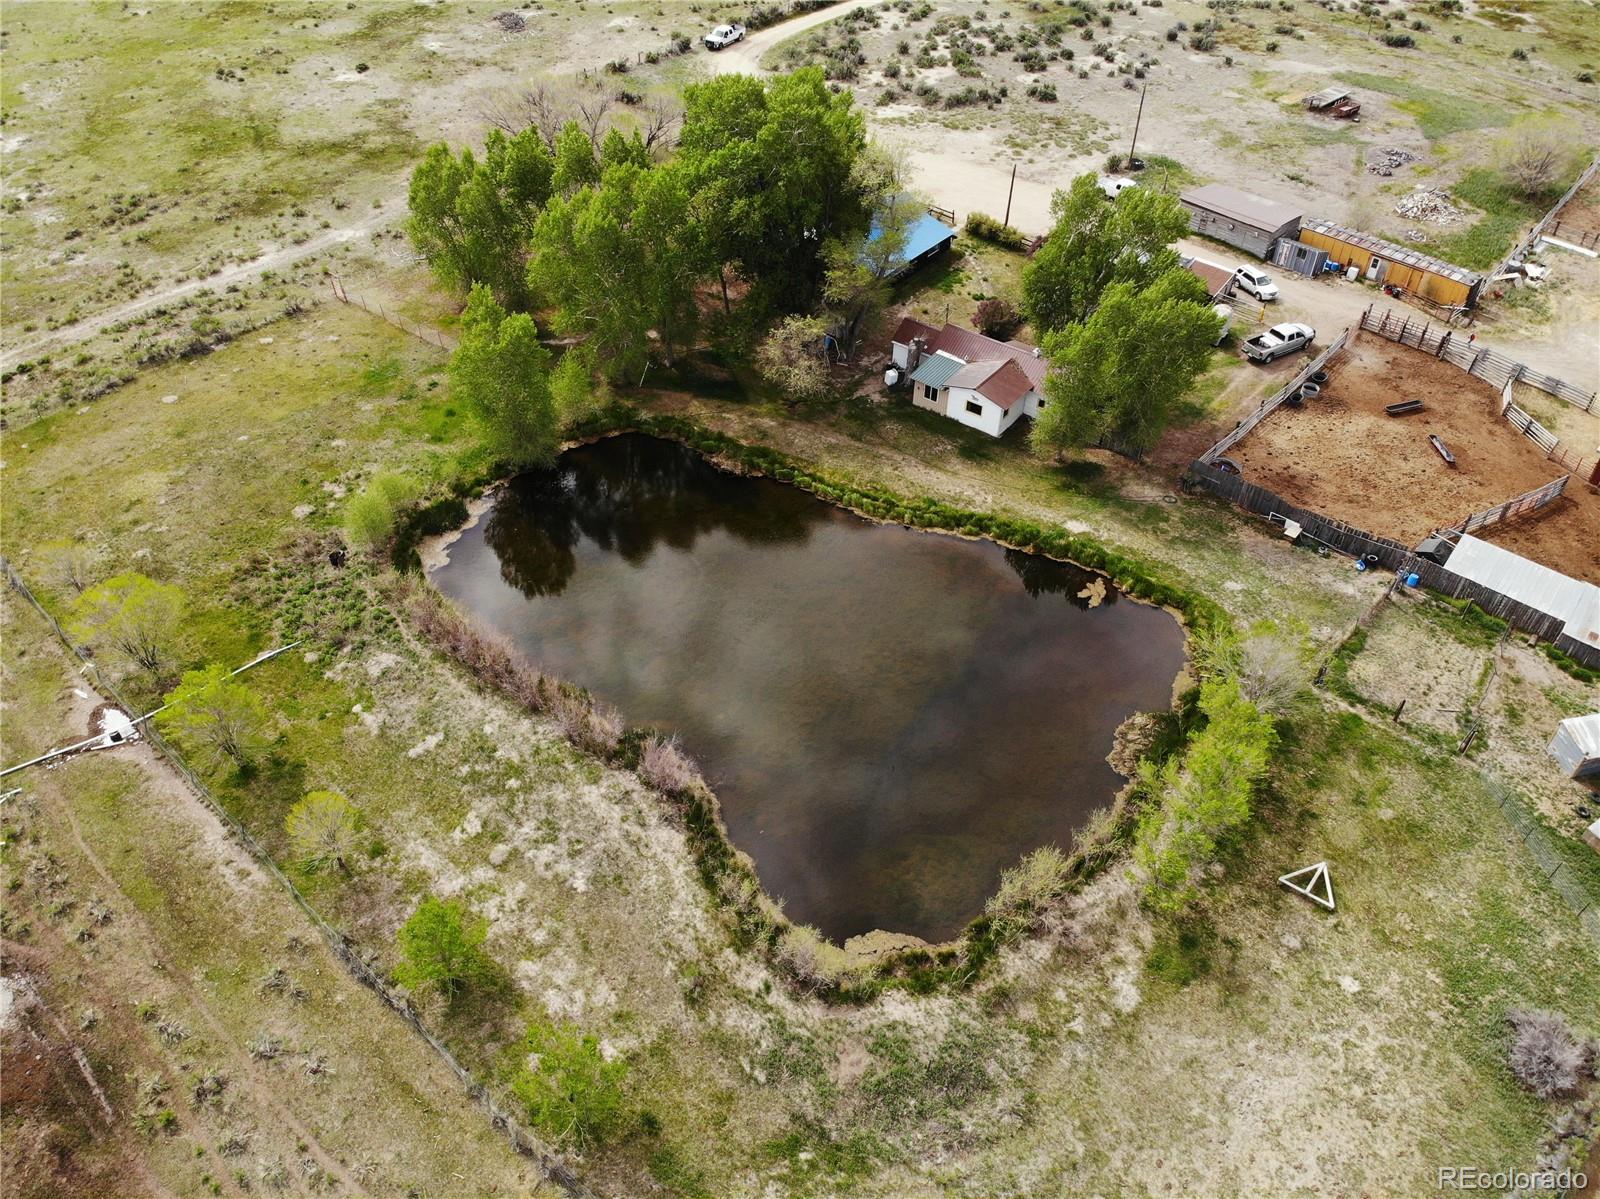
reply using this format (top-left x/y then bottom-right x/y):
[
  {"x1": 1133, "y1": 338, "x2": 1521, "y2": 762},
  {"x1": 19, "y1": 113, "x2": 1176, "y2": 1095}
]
[{"x1": 1224, "y1": 333, "x2": 1599, "y2": 582}]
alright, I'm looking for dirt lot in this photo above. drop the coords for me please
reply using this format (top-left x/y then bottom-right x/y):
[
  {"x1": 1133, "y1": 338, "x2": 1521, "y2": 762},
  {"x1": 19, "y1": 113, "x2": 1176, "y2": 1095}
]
[{"x1": 1226, "y1": 331, "x2": 1600, "y2": 580}]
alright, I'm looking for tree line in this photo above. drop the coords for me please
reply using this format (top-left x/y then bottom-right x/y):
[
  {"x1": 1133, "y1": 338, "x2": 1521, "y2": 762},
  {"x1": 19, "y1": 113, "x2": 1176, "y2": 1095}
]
[{"x1": 409, "y1": 67, "x2": 921, "y2": 468}]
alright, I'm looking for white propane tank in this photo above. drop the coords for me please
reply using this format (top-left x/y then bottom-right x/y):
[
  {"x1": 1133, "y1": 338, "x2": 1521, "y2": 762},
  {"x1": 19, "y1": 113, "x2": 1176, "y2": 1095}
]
[{"x1": 884, "y1": 367, "x2": 900, "y2": 387}]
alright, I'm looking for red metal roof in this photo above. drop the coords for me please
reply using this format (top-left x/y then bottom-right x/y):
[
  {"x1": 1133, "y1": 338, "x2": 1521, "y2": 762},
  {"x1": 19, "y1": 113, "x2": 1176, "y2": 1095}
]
[
  {"x1": 964, "y1": 359, "x2": 1034, "y2": 410},
  {"x1": 890, "y1": 315, "x2": 940, "y2": 346},
  {"x1": 891, "y1": 318, "x2": 1047, "y2": 389}
]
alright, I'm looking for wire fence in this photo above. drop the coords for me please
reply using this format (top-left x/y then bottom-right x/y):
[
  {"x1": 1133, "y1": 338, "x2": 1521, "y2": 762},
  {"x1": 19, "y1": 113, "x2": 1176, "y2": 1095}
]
[
  {"x1": 331, "y1": 278, "x2": 457, "y2": 352},
  {"x1": 0, "y1": 556, "x2": 585, "y2": 1197},
  {"x1": 1484, "y1": 773, "x2": 1600, "y2": 948}
]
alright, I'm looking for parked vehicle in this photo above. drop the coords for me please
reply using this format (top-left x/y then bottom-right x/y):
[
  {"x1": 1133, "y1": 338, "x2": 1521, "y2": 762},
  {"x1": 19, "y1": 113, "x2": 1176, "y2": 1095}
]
[
  {"x1": 1232, "y1": 266, "x2": 1280, "y2": 301},
  {"x1": 1242, "y1": 322, "x2": 1315, "y2": 363},
  {"x1": 1097, "y1": 175, "x2": 1139, "y2": 200},
  {"x1": 703, "y1": 23, "x2": 745, "y2": 49}
]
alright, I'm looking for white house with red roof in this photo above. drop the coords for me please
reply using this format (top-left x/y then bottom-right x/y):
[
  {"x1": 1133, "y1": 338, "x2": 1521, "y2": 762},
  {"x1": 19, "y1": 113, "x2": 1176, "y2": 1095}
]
[{"x1": 890, "y1": 317, "x2": 1048, "y2": 438}]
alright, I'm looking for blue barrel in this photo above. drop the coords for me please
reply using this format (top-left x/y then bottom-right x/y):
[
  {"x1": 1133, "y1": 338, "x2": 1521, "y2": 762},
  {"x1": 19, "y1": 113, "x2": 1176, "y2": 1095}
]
[
  {"x1": 1355, "y1": 559, "x2": 1367, "y2": 572},
  {"x1": 1405, "y1": 573, "x2": 1420, "y2": 587}
]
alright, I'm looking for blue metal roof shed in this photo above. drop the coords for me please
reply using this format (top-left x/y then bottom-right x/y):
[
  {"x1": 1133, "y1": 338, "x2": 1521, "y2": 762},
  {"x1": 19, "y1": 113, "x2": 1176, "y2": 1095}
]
[{"x1": 869, "y1": 210, "x2": 956, "y2": 280}]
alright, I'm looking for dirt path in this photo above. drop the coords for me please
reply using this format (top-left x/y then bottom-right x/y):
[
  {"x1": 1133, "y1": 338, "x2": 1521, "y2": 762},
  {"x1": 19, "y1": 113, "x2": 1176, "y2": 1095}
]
[
  {"x1": 704, "y1": 1, "x2": 885, "y2": 75},
  {"x1": 0, "y1": 200, "x2": 402, "y2": 372}
]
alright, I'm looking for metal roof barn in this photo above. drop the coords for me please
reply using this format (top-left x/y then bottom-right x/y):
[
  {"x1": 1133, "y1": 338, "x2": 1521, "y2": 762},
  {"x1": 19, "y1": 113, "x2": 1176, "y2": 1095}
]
[{"x1": 1443, "y1": 534, "x2": 1600, "y2": 652}]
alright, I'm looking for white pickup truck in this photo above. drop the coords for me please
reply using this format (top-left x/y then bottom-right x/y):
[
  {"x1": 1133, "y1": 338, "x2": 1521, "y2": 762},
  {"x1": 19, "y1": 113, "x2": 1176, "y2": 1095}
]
[
  {"x1": 703, "y1": 23, "x2": 746, "y2": 49},
  {"x1": 1242, "y1": 322, "x2": 1315, "y2": 363}
]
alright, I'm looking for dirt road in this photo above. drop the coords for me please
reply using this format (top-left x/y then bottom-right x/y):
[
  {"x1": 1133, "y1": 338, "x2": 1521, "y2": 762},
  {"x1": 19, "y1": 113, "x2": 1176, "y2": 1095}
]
[
  {"x1": 704, "y1": 1, "x2": 884, "y2": 75},
  {"x1": 0, "y1": 200, "x2": 401, "y2": 372}
]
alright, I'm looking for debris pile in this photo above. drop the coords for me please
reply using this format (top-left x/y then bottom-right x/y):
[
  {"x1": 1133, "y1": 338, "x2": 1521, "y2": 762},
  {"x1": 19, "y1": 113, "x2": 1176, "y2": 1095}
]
[
  {"x1": 1366, "y1": 147, "x2": 1418, "y2": 176},
  {"x1": 1394, "y1": 188, "x2": 1463, "y2": 224},
  {"x1": 494, "y1": 10, "x2": 526, "y2": 32}
]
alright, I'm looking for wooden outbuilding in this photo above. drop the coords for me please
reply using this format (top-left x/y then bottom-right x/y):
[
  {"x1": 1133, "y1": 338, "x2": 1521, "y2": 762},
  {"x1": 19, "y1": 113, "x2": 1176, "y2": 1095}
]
[
  {"x1": 1179, "y1": 184, "x2": 1303, "y2": 258},
  {"x1": 1298, "y1": 218, "x2": 1485, "y2": 309}
]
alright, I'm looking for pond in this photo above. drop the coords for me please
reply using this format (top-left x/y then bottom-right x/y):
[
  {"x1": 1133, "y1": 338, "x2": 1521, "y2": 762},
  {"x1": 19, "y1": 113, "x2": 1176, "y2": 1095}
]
[{"x1": 429, "y1": 434, "x2": 1187, "y2": 944}]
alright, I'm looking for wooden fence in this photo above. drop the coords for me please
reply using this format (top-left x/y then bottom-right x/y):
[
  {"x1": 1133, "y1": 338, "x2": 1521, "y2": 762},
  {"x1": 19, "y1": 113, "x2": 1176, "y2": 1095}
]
[
  {"x1": 1490, "y1": 154, "x2": 1600, "y2": 282},
  {"x1": 1360, "y1": 306, "x2": 1596, "y2": 412},
  {"x1": 1450, "y1": 475, "x2": 1568, "y2": 537},
  {"x1": 1199, "y1": 327, "x2": 1351, "y2": 465},
  {"x1": 1546, "y1": 218, "x2": 1600, "y2": 252},
  {"x1": 1183, "y1": 465, "x2": 1599, "y2": 666},
  {"x1": 0, "y1": 559, "x2": 587, "y2": 1197}
]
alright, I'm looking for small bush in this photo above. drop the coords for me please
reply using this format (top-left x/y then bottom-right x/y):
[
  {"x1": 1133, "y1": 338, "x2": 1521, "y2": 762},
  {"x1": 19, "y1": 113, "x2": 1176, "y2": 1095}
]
[
  {"x1": 964, "y1": 211, "x2": 1028, "y2": 250},
  {"x1": 1105, "y1": 152, "x2": 1125, "y2": 172},
  {"x1": 638, "y1": 737, "x2": 700, "y2": 794},
  {"x1": 512, "y1": 1019, "x2": 628, "y2": 1150},
  {"x1": 973, "y1": 297, "x2": 1022, "y2": 338},
  {"x1": 1506, "y1": 1008, "x2": 1590, "y2": 1100},
  {"x1": 344, "y1": 472, "x2": 421, "y2": 556},
  {"x1": 1381, "y1": 32, "x2": 1416, "y2": 47}
]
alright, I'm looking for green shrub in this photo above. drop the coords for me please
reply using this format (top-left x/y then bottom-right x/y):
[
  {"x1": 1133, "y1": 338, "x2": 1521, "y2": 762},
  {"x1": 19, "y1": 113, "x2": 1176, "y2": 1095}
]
[
  {"x1": 344, "y1": 471, "x2": 421, "y2": 556},
  {"x1": 964, "y1": 211, "x2": 1029, "y2": 250},
  {"x1": 512, "y1": 1019, "x2": 628, "y2": 1150}
]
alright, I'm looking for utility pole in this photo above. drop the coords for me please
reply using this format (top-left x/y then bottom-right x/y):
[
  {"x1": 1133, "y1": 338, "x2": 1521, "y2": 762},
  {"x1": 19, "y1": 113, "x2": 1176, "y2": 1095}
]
[
  {"x1": 1127, "y1": 83, "x2": 1148, "y2": 168},
  {"x1": 1003, "y1": 162, "x2": 1017, "y2": 226}
]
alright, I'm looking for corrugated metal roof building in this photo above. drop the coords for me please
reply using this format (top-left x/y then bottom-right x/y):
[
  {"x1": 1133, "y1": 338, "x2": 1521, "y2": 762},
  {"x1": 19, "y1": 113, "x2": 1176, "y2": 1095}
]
[
  {"x1": 1547, "y1": 713, "x2": 1600, "y2": 780},
  {"x1": 1298, "y1": 217, "x2": 1484, "y2": 309},
  {"x1": 1179, "y1": 184, "x2": 1303, "y2": 258},
  {"x1": 1442, "y1": 534, "x2": 1600, "y2": 658}
]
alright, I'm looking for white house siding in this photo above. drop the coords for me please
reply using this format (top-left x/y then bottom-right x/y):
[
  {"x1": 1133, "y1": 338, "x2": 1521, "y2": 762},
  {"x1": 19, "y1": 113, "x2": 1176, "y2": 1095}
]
[
  {"x1": 945, "y1": 388, "x2": 1028, "y2": 437},
  {"x1": 892, "y1": 341, "x2": 911, "y2": 369}
]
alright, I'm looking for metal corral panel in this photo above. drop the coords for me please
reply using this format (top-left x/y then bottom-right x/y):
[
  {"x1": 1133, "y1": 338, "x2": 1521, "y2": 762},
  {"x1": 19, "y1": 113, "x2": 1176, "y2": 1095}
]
[
  {"x1": 1444, "y1": 535, "x2": 1600, "y2": 651},
  {"x1": 1548, "y1": 713, "x2": 1600, "y2": 779},
  {"x1": 1299, "y1": 218, "x2": 1482, "y2": 307}
]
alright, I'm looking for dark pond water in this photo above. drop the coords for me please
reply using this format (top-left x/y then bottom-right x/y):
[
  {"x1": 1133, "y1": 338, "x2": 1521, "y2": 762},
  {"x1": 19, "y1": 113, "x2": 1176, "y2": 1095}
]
[{"x1": 430, "y1": 434, "x2": 1186, "y2": 943}]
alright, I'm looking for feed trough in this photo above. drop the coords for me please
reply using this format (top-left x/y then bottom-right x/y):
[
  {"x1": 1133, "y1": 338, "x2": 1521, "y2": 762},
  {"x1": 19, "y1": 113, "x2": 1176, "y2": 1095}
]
[
  {"x1": 1429, "y1": 433, "x2": 1457, "y2": 466},
  {"x1": 1385, "y1": 399, "x2": 1424, "y2": 416}
]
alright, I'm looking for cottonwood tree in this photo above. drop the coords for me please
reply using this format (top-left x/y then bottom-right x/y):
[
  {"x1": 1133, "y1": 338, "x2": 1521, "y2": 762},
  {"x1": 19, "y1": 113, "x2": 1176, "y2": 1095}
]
[
  {"x1": 1022, "y1": 174, "x2": 1191, "y2": 332},
  {"x1": 68, "y1": 573, "x2": 185, "y2": 676},
  {"x1": 678, "y1": 68, "x2": 869, "y2": 311},
  {"x1": 1032, "y1": 271, "x2": 1222, "y2": 457},
  {"x1": 449, "y1": 284, "x2": 559, "y2": 467},
  {"x1": 1198, "y1": 621, "x2": 1312, "y2": 716},
  {"x1": 755, "y1": 315, "x2": 831, "y2": 399},
  {"x1": 394, "y1": 896, "x2": 492, "y2": 1001},
  {"x1": 551, "y1": 120, "x2": 600, "y2": 196},
  {"x1": 285, "y1": 790, "x2": 362, "y2": 873},
  {"x1": 156, "y1": 665, "x2": 271, "y2": 770},
  {"x1": 530, "y1": 161, "x2": 706, "y2": 379},
  {"x1": 1495, "y1": 115, "x2": 1582, "y2": 197},
  {"x1": 822, "y1": 149, "x2": 925, "y2": 357},
  {"x1": 407, "y1": 128, "x2": 553, "y2": 306}
]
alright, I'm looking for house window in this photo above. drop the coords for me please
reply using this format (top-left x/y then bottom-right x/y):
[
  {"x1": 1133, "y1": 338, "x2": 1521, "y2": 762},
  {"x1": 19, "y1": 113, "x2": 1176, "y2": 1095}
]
[
  {"x1": 1037, "y1": 399, "x2": 1047, "y2": 409},
  {"x1": 922, "y1": 383, "x2": 938, "y2": 403},
  {"x1": 965, "y1": 400, "x2": 983, "y2": 416}
]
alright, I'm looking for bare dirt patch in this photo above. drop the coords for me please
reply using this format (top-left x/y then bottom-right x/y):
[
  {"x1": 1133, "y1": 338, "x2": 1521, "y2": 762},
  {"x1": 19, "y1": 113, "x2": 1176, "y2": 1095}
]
[{"x1": 1226, "y1": 331, "x2": 1600, "y2": 580}]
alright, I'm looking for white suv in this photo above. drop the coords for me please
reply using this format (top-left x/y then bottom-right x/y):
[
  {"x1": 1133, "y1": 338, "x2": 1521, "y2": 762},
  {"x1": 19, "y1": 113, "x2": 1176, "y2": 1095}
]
[{"x1": 1233, "y1": 266, "x2": 1280, "y2": 301}]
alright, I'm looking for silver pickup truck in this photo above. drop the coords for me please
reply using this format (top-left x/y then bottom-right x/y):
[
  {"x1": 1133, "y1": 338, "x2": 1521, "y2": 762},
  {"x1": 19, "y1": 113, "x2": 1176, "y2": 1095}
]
[{"x1": 1242, "y1": 322, "x2": 1315, "y2": 363}]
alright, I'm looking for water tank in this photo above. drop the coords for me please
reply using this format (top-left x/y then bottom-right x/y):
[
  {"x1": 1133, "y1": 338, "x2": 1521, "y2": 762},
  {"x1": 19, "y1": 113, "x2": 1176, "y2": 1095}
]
[
  {"x1": 884, "y1": 367, "x2": 900, "y2": 387},
  {"x1": 1345, "y1": 264, "x2": 1360, "y2": 282}
]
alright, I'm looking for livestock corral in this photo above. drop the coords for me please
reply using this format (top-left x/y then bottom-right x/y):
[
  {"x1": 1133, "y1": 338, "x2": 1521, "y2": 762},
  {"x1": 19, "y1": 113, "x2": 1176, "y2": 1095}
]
[{"x1": 1221, "y1": 330, "x2": 1599, "y2": 583}]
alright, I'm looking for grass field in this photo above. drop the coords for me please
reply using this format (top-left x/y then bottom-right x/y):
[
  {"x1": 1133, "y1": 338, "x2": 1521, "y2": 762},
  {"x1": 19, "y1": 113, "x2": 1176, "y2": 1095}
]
[{"x1": 3, "y1": 300, "x2": 1597, "y2": 1195}]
